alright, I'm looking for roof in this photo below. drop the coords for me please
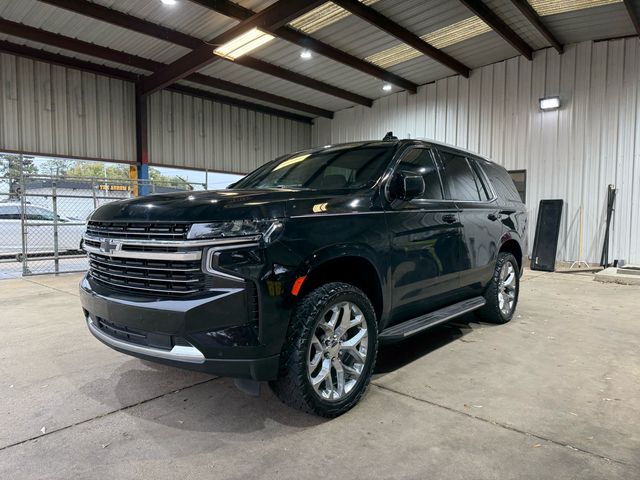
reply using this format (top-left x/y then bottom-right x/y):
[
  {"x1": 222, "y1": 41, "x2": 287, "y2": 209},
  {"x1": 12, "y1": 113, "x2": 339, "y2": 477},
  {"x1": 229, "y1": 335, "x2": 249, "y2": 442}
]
[{"x1": 0, "y1": 0, "x2": 636, "y2": 120}]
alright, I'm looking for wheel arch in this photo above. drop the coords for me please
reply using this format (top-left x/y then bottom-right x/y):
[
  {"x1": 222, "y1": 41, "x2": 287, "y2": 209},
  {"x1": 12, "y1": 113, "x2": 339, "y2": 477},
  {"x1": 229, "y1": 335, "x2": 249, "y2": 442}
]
[
  {"x1": 499, "y1": 237, "x2": 523, "y2": 271},
  {"x1": 296, "y1": 248, "x2": 385, "y2": 323}
]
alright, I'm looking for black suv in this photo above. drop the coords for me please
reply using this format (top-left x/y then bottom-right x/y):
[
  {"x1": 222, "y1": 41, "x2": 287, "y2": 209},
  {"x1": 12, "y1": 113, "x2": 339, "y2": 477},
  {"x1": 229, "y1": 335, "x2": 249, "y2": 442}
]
[{"x1": 80, "y1": 139, "x2": 527, "y2": 417}]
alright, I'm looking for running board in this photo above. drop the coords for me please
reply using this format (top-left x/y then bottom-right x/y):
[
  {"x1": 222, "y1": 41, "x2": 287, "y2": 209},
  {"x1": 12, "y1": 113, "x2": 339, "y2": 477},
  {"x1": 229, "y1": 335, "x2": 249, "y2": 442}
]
[{"x1": 380, "y1": 297, "x2": 486, "y2": 342}]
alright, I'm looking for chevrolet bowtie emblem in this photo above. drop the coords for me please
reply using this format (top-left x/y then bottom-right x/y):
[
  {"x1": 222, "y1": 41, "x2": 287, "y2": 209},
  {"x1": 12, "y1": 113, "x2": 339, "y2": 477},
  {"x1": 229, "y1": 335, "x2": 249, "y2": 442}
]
[{"x1": 99, "y1": 238, "x2": 121, "y2": 254}]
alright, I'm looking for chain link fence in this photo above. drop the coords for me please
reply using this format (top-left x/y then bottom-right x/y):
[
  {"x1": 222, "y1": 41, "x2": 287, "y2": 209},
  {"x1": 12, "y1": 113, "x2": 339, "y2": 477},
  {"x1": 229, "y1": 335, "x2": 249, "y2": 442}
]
[{"x1": 1, "y1": 156, "x2": 205, "y2": 278}]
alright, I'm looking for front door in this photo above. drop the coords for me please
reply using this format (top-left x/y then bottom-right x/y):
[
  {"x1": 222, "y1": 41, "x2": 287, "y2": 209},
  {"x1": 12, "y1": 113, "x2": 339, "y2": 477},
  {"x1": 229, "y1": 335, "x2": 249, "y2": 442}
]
[{"x1": 384, "y1": 147, "x2": 466, "y2": 325}]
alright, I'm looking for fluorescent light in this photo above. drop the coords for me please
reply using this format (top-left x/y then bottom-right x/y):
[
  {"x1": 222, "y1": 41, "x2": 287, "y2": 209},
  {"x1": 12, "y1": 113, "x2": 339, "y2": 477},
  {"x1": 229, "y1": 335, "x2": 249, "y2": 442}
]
[
  {"x1": 289, "y1": 0, "x2": 379, "y2": 34},
  {"x1": 529, "y1": 0, "x2": 621, "y2": 16},
  {"x1": 161, "y1": 0, "x2": 177, "y2": 5},
  {"x1": 300, "y1": 49, "x2": 312, "y2": 60},
  {"x1": 366, "y1": 17, "x2": 491, "y2": 69},
  {"x1": 539, "y1": 96, "x2": 560, "y2": 110},
  {"x1": 382, "y1": 83, "x2": 392, "y2": 91},
  {"x1": 214, "y1": 28, "x2": 275, "y2": 60}
]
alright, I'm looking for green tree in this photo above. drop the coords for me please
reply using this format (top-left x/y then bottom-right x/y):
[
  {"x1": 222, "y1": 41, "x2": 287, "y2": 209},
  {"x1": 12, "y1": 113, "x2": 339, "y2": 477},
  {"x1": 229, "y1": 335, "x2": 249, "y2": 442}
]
[
  {"x1": 66, "y1": 161, "x2": 130, "y2": 180},
  {"x1": 149, "y1": 167, "x2": 192, "y2": 190},
  {"x1": 41, "y1": 158, "x2": 73, "y2": 176},
  {"x1": 0, "y1": 154, "x2": 38, "y2": 198}
]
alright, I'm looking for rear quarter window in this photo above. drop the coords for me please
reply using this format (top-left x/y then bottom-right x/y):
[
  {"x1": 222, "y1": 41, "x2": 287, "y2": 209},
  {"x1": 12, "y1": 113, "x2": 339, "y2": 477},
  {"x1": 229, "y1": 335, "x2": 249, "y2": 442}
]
[{"x1": 476, "y1": 158, "x2": 523, "y2": 204}]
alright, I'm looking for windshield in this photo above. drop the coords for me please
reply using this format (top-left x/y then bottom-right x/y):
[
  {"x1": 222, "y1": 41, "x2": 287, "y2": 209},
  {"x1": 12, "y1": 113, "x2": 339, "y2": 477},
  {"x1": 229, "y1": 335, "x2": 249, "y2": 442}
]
[{"x1": 232, "y1": 143, "x2": 397, "y2": 190}]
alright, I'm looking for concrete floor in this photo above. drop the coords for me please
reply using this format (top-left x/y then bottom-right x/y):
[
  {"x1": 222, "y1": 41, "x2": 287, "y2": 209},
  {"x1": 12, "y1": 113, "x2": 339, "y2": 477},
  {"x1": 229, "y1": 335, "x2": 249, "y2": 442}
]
[{"x1": 1, "y1": 270, "x2": 639, "y2": 479}]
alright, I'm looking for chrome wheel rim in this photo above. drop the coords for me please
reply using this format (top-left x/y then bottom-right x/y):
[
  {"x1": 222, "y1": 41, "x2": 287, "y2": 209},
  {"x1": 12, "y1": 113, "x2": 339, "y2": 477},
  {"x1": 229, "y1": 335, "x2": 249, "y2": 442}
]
[
  {"x1": 498, "y1": 261, "x2": 517, "y2": 316},
  {"x1": 307, "y1": 301, "x2": 368, "y2": 402}
]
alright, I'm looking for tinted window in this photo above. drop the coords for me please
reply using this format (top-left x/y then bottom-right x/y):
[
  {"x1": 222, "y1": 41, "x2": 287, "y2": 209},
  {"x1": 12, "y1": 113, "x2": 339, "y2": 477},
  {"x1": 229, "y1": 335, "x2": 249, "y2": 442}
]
[
  {"x1": 395, "y1": 148, "x2": 443, "y2": 200},
  {"x1": 232, "y1": 144, "x2": 396, "y2": 190},
  {"x1": 26, "y1": 206, "x2": 56, "y2": 221},
  {"x1": 479, "y1": 159, "x2": 523, "y2": 203},
  {"x1": 0, "y1": 205, "x2": 19, "y2": 219},
  {"x1": 441, "y1": 152, "x2": 483, "y2": 201},
  {"x1": 468, "y1": 159, "x2": 491, "y2": 201}
]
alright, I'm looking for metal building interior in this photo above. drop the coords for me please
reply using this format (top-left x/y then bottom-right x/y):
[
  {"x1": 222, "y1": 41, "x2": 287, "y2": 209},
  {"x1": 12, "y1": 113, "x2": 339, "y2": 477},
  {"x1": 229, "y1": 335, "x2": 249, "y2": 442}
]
[{"x1": 1, "y1": 1, "x2": 640, "y2": 478}]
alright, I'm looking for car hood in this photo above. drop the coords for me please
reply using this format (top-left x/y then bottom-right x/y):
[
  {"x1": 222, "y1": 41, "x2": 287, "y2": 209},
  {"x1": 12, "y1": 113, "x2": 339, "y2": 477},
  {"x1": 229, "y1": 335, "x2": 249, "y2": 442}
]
[{"x1": 89, "y1": 188, "x2": 306, "y2": 223}]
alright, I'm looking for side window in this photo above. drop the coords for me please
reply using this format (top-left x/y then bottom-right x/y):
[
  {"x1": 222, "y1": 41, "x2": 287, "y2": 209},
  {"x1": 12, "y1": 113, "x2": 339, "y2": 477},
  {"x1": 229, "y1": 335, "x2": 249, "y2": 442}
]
[
  {"x1": 26, "y1": 206, "x2": 56, "y2": 221},
  {"x1": 468, "y1": 158, "x2": 492, "y2": 201},
  {"x1": 441, "y1": 152, "x2": 484, "y2": 202},
  {"x1": 0, "y1": 205, "x2": 19, "y2": 219},
  {"x1": 395, "y1": 148, "x2": 443, "y2": 200}
]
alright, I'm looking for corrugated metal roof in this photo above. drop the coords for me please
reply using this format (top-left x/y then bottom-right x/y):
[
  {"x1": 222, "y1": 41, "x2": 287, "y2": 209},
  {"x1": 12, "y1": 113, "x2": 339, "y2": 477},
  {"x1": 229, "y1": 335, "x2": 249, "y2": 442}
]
[
  {"x1": 0, "y1": 0, "x2": 188, "y2": 64},
  {"x1": 0, "y1": 0, "x2": 636, "y2": 120},
  {"x1": 484, "y1": 0, "x2": 550, "y2": 51},
  {"x1": 540, "y1": 3, "x2": 635, "y2": 44}
]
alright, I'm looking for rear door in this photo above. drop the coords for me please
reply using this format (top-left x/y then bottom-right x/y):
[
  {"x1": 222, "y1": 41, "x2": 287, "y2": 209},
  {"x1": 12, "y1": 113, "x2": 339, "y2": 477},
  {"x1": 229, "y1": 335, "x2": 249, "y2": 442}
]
[
  {"x1": 384, "y1": 146, "x2": 467, "y2": 324},
  {"x1": 437, "y1": 148, "x2": 503, "y2": 294}
]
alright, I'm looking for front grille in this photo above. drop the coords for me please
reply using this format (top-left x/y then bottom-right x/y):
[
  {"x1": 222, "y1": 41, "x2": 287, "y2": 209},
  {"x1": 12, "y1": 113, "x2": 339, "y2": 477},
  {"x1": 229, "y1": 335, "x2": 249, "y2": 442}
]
[
  {"x1": 88, "y1": 252, "x2": 206, "y2": 296},
  {"x1": 87, "y1": 221, "x2": 191, "y2": 240}
]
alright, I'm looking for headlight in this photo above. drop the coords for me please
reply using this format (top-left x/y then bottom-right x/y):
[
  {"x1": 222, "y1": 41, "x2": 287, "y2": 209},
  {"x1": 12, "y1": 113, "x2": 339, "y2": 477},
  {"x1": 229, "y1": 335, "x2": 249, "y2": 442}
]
[{"x1": 187, "y1": 219, "x2": 283, "y2": 243}]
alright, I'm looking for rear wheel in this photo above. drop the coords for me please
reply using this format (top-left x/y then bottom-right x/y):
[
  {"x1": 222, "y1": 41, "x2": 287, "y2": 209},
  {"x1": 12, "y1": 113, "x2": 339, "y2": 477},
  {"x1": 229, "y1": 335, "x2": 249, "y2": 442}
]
[
  {"x1": 477, "y1": 252, "x2": 520, "y2": 324},
  {"x1": 270, "y1": 282, "x2": 378, "y2": 417}
]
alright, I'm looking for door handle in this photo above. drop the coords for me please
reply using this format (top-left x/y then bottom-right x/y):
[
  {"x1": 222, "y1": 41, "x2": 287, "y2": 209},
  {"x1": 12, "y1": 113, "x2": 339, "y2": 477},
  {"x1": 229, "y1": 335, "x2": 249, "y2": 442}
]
[
  {"x1": 487, "y1": 213, "x2": 499, "y2": 221},
  {"x1": 442, "y1": 214, "x2": 457, "y2": 224}
]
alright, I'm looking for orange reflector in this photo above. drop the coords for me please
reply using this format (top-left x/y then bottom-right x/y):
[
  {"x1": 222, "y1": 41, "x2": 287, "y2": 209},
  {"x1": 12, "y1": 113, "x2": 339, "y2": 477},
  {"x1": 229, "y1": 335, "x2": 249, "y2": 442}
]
[{"x1": 291, "y1": 276, "x2": 306, "y2": 296}]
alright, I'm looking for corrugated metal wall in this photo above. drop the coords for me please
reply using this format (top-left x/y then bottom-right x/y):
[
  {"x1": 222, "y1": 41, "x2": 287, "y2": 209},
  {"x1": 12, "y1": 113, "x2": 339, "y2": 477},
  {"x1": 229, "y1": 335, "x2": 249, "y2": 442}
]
[
  {"x1": 0, "y1": 53, "x2": 136, "y2": 162},
  {"x1": 312, "y1": 38, "x2": 640, "y2": 265},
  {"x1": 0, "y1": 52, "x2": 313, "y2": 175},
  {"x1": 147, "y1": 90, "x2": 312, "y2": 174}
]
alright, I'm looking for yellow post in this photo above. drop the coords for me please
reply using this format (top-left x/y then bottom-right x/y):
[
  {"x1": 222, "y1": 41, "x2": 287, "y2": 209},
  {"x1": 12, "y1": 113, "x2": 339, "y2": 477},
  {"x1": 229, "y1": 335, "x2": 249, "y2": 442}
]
[{"x1": 129, "y1": 165, "x2": 139, "y2": 197}]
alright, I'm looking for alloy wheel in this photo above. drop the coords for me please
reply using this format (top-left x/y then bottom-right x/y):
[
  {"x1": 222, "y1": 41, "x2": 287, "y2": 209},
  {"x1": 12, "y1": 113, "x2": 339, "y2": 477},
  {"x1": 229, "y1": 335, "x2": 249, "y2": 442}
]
[
  {"x1": 498, "y1": 261, "x2": 517, "y2": 316},
  {"x1": 307, "y1": 301, "x2": 368, "y2": 402}
]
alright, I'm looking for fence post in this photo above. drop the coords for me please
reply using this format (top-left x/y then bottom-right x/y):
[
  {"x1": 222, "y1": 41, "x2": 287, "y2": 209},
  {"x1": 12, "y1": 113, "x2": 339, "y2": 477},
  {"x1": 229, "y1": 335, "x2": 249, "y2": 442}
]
[
  {"x1": 19, "y1": 155, "x2": 28, "y2": 276},
  {"x1": 91, "y1": 179, "x2": 97, "y2": 209},
  {"x1": 52, "y1": 179, "x2": 59, "y2": 275}
]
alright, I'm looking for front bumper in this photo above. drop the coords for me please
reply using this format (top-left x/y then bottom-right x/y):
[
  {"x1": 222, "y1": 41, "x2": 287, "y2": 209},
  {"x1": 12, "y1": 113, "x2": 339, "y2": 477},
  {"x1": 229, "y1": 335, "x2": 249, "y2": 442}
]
[{"x1": 80, "y1": 275, "x2": 281, "y2": 381}]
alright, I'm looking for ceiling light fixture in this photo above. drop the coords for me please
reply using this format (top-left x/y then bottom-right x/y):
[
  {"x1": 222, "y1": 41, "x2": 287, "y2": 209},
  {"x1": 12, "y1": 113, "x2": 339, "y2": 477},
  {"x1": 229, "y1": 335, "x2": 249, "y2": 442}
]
[
  {"x1": 539, "y1": 96, "x2": 560, "y2": 110},
  {"x1": 213, "y1": 27, "x2": 275, "y2": 60},
  {"x1": 529, "y1": 0, "x2": 621, "y2": 16},
  {"x1": 300, "y1": 49, "x2": 312, "y2": 60},
  {"x1": 289, "y1": 0, "x2": 379, "y2": 34},
  {"x1": 366, "y1": 16, "x2": 491, "y2": 69},
  {"x1": 161, "y1": 0, "x2": 177, "y2": 5},
  {"x1": 382, "y1": 83, "x2": 392, "y2": 92}
]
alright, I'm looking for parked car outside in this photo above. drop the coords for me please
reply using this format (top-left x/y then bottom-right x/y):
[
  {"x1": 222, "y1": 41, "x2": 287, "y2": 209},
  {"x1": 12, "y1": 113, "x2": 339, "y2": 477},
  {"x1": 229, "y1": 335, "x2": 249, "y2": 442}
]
[{"x1": 0, "y1": 203, "x2": 86, "y2": 260}]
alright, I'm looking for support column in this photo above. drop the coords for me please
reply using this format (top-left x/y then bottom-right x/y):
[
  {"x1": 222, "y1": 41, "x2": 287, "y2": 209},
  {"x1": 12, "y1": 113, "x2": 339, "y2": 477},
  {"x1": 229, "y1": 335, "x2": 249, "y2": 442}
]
[{"x1": 135, "y1": 83, "x2": 150, "y2": 196}]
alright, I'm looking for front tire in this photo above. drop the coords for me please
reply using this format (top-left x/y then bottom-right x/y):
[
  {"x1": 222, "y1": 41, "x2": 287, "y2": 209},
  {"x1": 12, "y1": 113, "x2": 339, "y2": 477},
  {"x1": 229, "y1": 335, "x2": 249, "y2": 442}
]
[
  {"x1": 477, "y1": 252, "x2": 520, "y2": 324},
  {"x1": 270, "y1": 282, "x2": 378, "y2": 417}
]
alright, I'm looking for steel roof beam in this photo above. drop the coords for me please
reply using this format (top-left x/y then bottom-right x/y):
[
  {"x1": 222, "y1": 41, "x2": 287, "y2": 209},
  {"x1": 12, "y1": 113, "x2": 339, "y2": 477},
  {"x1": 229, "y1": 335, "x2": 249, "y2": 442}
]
[
  {"x1": 0, "y1": 39, "x2": 313, "y2": 123},
  {"x1": 140, "y1": 0, "x2": 325, "y2": 95},
  {"x1": 189, "y1": 0, "x2": 419, "y2": 93},
  {"x1": 623, "y1": 0, "x2": 640, "y2": 37},
  {"x1": 0, "y1": 19, "x2": 331, "y2": 118},
  {"x1": 458, "y1": 0, "x2": 534, "y2": 60},
  {"x1": 332, "y1": 0, "x2": 470, "y2": 78},
  {"x1": 508, "y1": 0, "x2": 562, "y2": 53},
  {"x1": 0, "y1": 40, "x2": 139, "y2": 81},
  {"x1": 38, "y1": 0, "x2": 371, "y2": 107},
  {"x1": 167, "y1": 84, "x2": 313, "y2": 123}
]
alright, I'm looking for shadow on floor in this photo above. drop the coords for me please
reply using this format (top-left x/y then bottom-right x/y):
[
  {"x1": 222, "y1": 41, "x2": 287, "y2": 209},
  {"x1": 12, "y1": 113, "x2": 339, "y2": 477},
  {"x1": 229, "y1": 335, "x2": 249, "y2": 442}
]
[
  {"x1": 375, "y1": 313, "x2": 494, "y2": 375},
  {"x1": 79, "y1": 313, "x2": 495, "y2": 437}
]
